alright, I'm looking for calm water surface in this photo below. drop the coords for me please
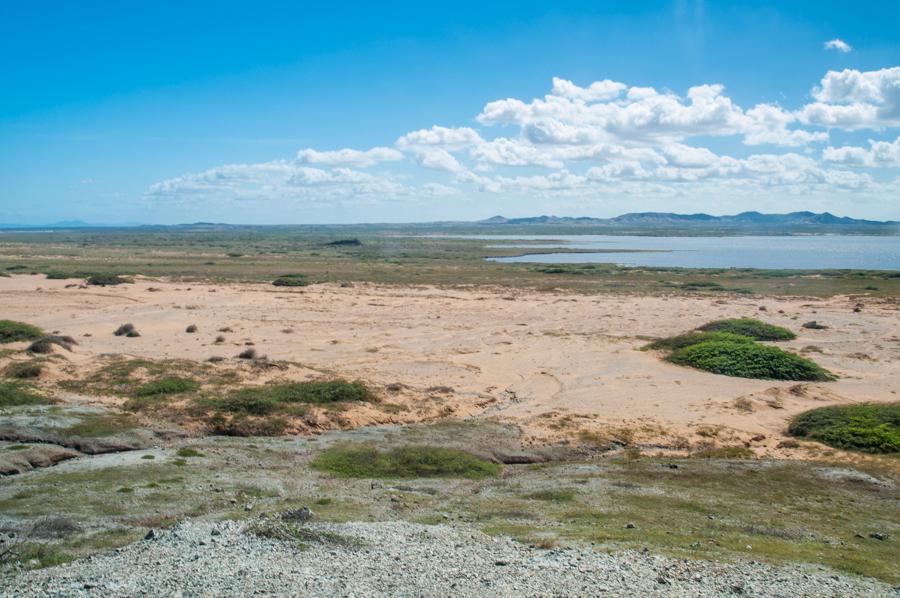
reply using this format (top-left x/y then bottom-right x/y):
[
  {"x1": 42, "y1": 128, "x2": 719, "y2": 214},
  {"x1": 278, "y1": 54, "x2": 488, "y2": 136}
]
[{"x1": 476, "y1": 235, "x2": 900, "y2": 270}]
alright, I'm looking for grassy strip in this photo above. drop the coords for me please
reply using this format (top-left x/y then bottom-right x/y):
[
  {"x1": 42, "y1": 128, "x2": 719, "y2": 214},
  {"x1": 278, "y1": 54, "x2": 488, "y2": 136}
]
[
  {"x1": 205, "y1": 380, "x2": 373, "y2": 416},
  {"x1": 0, "y1": 381, "x2": 53, "y2": 407},
  {"x1": 788, "y1": 402, "x2": 899, "y2": 453},
  {"x1": 311, "y1": 444, "x2": 501, "y2": 479}
]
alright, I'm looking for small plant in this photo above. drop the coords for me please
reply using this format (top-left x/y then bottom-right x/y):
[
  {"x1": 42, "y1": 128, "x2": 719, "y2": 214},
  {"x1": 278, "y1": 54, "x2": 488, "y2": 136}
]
[
  {"x1": 27, "y1": 335, "x2": 77, "y2": 354},
  {"x1": 272, "y1": 274, "x2": 309, "y2": 287},
  {"x1": 3, "y1": 360, "x2": 43, "y2": 379},
  {"x1": 214, "y1": 335, "x2": 226, "y2": 344},
  {"x1": 667, "y1": 340, "x2": 835, "y2": 381},
  {"x1": 310, "y1": 444, "x2": 501, "y2": 479},
  {"x1": 697, "y1": 318, "x2": 796, "y2": 341},
  {"x1": 114, "y1": 323, "x2": 136, "y2": 336},
  {"x1": 185, "y1": 324, "x2": 198, "y2": 333},
  {"x1": 237, "y1": 348, "x2": 257, "y2": 359},
  {"x1": 0, "y1": 381, "x2": 53, "y2": 407},
  {"x1": 788, "y1": 402, "x2": 899, "y2": 453},
  {"x1": 0, "y1": 320, "x2": 44, "y2": 344},
  {"x1": 133, "y1": 377, "x2": 200, "y2": 397}
]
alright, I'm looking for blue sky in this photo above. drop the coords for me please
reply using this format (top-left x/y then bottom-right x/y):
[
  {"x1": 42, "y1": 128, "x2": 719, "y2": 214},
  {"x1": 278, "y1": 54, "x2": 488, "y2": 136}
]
[{"x1": 1, "y1": 1, "x2": 899, "y2": 224}]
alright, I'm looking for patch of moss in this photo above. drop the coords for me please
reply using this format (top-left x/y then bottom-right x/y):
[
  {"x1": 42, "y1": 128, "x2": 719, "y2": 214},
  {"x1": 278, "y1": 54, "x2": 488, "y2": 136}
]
[
  {"x1": 0, "y1": 320, "x2": 44, "y2": 344},
  {"x1": 788, "y1": 402, "x2": 899, "y2": 453},
  {"x1": 668, "y1": 340, "x2": 834, "y2": 381},
  {"x1": 310, "y1": 444, "x2": 501, "y2": 479},
  {"x1": 697, "y1": 318, "x2": 796, "y2": 341},
  {"x1": 176, "y1": 447, "x2": 204, "y2": 458}
]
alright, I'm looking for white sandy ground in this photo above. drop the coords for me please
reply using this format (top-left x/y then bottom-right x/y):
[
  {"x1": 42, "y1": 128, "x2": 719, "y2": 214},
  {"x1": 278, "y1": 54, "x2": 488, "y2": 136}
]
[
  {"x1": 1, "y1": 274, "x2": 898, "y2": 451},
  {"x1": 3, "y1": 520, "x2": 896, "y2": 598}
]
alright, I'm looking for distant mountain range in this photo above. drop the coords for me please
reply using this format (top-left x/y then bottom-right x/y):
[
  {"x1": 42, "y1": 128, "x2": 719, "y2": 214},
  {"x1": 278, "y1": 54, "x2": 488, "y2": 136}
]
[
  {"x1": 478, "y1": 211, "x2": 897, "y2": 227},
  {"x1": 0, "y1": 212, "x2": 896, "y2": 231}
]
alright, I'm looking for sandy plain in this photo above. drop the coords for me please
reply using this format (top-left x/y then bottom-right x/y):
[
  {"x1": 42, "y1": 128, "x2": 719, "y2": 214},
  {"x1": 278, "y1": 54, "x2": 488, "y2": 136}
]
[{"x1": 1, "y1": 274, "x2": 897, "y2": 454}]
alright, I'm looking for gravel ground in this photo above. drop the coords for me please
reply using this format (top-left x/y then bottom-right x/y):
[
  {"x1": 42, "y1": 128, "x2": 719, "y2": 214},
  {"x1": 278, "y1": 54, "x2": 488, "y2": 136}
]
[{"x1": 3, "y1": 520, "x2": 896, "y2": 597}]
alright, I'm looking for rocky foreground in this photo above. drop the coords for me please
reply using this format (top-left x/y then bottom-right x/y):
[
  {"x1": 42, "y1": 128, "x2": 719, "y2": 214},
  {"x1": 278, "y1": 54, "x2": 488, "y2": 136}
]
[{"x1": 4, "y1": 520, "x2": 895, "y2": 597}]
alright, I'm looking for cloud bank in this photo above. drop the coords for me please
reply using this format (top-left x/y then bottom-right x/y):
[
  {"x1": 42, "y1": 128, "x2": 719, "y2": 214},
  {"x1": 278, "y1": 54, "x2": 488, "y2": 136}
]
[{"x1": 147, "y1": 67, "x2": 900, "y2": 214}]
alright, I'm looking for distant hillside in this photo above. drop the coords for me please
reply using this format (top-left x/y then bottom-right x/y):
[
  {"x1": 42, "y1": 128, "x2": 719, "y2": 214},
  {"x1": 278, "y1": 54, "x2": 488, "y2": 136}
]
[{"x1": 478, "y1": 211, "x2": 896, "y2": 227}]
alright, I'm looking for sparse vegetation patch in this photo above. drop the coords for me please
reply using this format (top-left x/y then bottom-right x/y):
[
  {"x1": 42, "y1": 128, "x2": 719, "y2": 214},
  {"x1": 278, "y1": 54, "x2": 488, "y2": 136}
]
[
  {"x1": 311, "y1": 444, "x2": 501, "y2": 479},
  {"x1": 0, "y1": 381, "x2": 53, "y2": 407},
  {"x1": 3, "y1": 360, "x2": 44, "y2": 379},
  {"x1": 205, "y1": 380, "x2": 373, "y2": 416},
  {"x1": 788, "y1": 402, "x2": 899, "y2": 453},
  {"x1": 133, "y1": 377, "x2": 200, "y2": 397}
]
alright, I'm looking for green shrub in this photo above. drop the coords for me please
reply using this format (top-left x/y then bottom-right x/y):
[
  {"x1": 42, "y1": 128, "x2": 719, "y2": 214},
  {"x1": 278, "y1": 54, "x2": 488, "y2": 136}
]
[
  {"x1": 133, "y1": 377, "x2": 200, "y2": 397},
  {"x1": 206, "y1": 380, "x2": 373, "y2": 415},
  {"x1": 311, "y1": 444, "x2": 501, "y2": 479},
  {"x1": 3, "y1": 360, "x2": 43, "y2": 379},
  {"x1": 697, "y1": 318, "x2": 795, "y2": 341},
  {"x1": 272, "y1": 274, "x2": 309, "y2": 287},
  {"x1": 27, "y1": 335, "x2": 77, "y2": 354},
  {"x1": 788, "y1": 403, "x2": 899, "y2": 453},
  {"x1": 668, "y1": 340, "x2": 834, "y2": 381},
  {"x1": 0, "y1": 320, "x2": 44, "y2": 344},
  {"x1": 0, "y1": 381, "x2": 52, "y2": 407},
  {"x1": 87, "y1": 274, "x2": 130, "y2": 286},
  {"x1": 644, "y1": 331, "x2": 754, "y2": 352}
]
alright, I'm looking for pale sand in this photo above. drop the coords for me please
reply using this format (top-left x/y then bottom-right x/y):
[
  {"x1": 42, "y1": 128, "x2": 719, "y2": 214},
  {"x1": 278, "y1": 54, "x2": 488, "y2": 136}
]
[{"x1": 2, "y1": 275, "x2": 898, "y2": 453}]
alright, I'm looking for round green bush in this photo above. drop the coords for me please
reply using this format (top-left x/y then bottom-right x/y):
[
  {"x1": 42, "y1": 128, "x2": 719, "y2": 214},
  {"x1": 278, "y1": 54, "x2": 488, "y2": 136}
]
[
  {"x1": 697, "y1": 318, "x2": 796, "y2": 341},
  {"x1": 667, "y1": 340, "x2": 834, "y2": 381},
  {"x1": 788, "y1": 403, "x2": 899, "y2": 453}
]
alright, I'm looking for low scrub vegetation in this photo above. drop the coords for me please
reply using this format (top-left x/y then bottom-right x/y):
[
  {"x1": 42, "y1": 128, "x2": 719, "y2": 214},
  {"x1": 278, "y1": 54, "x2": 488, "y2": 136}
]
[
  {"x1": 648, "y1": 318, "x2": 832, "y2": 381},
  {"x1": 697, "y1": 318, "x2": 796, "y2": 341},
  {"x1": 87, "y1": 274, "x2": 130, "y2": 286},
  {"x1": 0, "y1": 320, "x2": 44, "y2": 344},
  {"x1": 133, "y1": 377, "x2": 200, "y2": 397},
  {"x1": 668, "y1": 340, "x2": 834, "y2": 381},
  {"x1": 0, "y1": 381, "x2": 53, "y2": 407},
  {"x1": 3, "y1": 360, "x2": 43, "y2": 379},
  {"x1": 310, "y1": 444, "x2": 501, "y2": 479},
  {"x1": 788, "y1": 402, "x2": 899, "y2": 453},
  {"x1": 113, "y1": 323, "x2": 139, "y2": 337},
  {"x1": 205, "y1": 380, "x2": 373, "y2": 416},
  {"x1": 272, "y1": 274, "x2": 309, "y2": 287},
  {"x1": 27, "y1": 335, "x2": 77, "y2": 354}
]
